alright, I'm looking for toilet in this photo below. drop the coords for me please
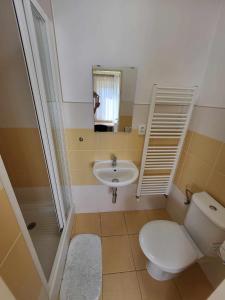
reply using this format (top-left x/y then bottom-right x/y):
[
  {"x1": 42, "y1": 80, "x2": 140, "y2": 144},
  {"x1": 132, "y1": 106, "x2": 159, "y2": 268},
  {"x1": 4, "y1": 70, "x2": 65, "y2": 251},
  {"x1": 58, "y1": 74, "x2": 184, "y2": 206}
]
[{"x1": 139, "y1": 192, "x2": 225, "y2": 281}]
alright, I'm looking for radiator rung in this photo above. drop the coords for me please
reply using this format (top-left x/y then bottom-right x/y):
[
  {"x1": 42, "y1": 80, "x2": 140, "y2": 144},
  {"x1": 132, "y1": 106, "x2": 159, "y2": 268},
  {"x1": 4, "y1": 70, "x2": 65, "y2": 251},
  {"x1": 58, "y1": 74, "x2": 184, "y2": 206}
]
[
  {"x1": 153, "y1": 113, "x2": 188, "y2": 116},
  {"x1": 149, "y1": 136, "x2": 182, "y2": 139},
  {"x1": 156, "y1": 101, "x2": 192, "y2": 105},
  {"x1": 152, "y1": 125, "x2": 185, "y2": 129},
  {"x1": 152, "y1": 121, "x2": 186, "y2": 124}
]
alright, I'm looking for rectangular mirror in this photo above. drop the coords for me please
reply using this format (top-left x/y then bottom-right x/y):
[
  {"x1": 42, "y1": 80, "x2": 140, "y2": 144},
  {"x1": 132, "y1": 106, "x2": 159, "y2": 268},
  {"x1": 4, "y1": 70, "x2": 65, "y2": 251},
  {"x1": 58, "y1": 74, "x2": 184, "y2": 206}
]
[{"x1": 92, "y1": 65, "x2": 137, "y2": 132}]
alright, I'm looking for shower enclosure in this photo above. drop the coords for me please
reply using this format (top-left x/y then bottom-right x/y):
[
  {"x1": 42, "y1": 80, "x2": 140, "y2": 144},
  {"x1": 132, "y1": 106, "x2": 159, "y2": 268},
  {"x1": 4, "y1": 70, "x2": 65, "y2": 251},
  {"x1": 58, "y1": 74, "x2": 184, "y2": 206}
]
[{"x1": 0, "y1": 0, "x2": 71, "y2": 280}]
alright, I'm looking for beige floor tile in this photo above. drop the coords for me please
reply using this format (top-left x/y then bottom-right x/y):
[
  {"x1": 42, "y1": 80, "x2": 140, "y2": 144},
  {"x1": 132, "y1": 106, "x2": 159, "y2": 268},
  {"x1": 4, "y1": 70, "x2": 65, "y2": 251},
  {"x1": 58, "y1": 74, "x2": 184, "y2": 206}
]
[
  {"x1": 146, "y1": 209, "x2": 171, "y2": 221},
  {"x1": 102, "y1": 236, "x2": 134, "y2": 274},
  {"x1": 129, "y1": 235, "x2": 147, "y2": 270},
  {"x1": 124, "y1": 210, "x2": 149, "y2": 234},
  {"x1": 137, "y1": 270, "x2": 180, "y2": 300},
  {"x1": 100, "y1": 212, "x2": 127, "y2": 236},
  {"x1": 103, "y1": 272, "x2": 142, "y2": 300},
  {"x1": 174, "y1": 263, "x2": 213, "y2": 300},
  {"x1": 71, "y1": 213, "x2": 101, "y2": 236}
]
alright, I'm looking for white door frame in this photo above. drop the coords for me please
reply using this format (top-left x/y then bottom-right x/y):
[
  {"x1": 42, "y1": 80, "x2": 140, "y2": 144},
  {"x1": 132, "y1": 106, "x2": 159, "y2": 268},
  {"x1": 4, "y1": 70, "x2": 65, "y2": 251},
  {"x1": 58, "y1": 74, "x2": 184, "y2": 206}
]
[{"x1": 13, "y1": 0, "x2": 67, "y2": 228}]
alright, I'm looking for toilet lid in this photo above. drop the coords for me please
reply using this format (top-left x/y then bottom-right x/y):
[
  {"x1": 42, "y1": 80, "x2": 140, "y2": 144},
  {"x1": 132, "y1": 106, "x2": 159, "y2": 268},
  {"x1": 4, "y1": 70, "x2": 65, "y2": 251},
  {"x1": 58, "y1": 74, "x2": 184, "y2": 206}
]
[{"x1": 139, "y1": 220, "x2": 198, "y2": 273}]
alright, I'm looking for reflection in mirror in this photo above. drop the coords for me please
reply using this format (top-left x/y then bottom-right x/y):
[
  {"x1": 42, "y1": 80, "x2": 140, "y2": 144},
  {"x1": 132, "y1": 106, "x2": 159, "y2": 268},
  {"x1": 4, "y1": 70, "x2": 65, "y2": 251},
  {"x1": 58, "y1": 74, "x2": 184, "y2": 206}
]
[{"x1": 92, "y1": 66, "x2": 137, "y2": 133}]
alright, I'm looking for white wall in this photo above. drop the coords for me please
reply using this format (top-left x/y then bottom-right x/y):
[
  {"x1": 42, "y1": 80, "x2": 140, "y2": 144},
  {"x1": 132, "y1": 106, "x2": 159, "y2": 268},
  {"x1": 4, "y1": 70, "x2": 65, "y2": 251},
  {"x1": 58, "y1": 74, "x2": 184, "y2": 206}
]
[
  {"x1": 72, "y1": 184, "x2": 166, "y2": 213},
  {"x1": 198, "y1": 1, "x2": 225, "y2": 108},
  {"x1": 0, "y1": 0, "x2": 37, "y2": 128},
  {"x1": 52, "y1": 0, "x2": 221, "y2": 104}
]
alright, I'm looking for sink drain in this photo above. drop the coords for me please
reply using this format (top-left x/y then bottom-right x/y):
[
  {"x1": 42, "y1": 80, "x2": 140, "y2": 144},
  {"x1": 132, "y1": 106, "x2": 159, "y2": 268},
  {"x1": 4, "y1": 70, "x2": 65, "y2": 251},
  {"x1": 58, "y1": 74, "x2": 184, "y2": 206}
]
[
  {"x1": 27, "y1": 222, "x2": 36, "y2": 231},
  {"x1": 112, "y1": 178, "x2": 119, "y2": 183}
]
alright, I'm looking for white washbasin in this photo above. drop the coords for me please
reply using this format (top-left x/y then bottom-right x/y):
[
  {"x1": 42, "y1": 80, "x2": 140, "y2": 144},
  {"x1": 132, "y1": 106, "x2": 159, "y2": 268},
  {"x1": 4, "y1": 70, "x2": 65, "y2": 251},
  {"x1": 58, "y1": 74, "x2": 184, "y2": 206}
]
[{"x1": 93, "y1": 160, "x2": 139, "y2": 187}]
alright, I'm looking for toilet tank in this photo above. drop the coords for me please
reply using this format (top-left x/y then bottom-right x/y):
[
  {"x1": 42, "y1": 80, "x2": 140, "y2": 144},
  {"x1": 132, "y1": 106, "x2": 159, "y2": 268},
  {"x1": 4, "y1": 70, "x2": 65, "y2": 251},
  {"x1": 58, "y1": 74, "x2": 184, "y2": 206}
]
[{"x1": 184, "y1": 192, "x2": 225, "y2": 257}]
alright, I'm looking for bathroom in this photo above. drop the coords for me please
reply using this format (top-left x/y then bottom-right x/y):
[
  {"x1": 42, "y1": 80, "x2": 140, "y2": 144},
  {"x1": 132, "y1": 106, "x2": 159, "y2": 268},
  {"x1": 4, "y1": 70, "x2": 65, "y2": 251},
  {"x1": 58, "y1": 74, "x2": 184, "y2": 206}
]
[{"x1": 0, "y1": 0, "x2": 225, "y2": 299}]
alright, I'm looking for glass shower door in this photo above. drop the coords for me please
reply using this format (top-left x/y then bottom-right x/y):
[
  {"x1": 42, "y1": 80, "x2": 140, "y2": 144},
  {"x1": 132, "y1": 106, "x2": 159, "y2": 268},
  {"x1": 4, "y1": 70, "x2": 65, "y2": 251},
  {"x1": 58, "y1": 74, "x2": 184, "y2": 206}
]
[{"x1": 22, "y1": 0, "x2": 71, "y2": 224}]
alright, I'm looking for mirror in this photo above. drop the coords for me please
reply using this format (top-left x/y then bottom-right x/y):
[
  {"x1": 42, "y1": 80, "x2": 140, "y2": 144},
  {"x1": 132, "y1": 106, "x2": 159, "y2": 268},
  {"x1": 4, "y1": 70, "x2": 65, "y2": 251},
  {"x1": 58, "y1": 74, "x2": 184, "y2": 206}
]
[{"x1": 92, "y1": 65, "x2": 137, "y2": 132}]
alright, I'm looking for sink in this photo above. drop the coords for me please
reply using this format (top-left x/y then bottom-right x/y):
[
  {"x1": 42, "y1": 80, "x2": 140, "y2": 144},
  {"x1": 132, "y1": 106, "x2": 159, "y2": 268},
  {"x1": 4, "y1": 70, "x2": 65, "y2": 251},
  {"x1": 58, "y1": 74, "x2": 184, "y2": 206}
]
[{"x1": 93, "y1": 160, "x2": 139, "y2": 187}]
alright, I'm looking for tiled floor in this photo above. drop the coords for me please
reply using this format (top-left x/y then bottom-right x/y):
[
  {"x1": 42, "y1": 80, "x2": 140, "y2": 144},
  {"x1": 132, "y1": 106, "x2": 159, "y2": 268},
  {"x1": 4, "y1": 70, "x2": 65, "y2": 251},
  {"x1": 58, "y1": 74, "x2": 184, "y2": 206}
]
[{"x1": 71, "y1": 209, "x2": 213, "y2": 300}]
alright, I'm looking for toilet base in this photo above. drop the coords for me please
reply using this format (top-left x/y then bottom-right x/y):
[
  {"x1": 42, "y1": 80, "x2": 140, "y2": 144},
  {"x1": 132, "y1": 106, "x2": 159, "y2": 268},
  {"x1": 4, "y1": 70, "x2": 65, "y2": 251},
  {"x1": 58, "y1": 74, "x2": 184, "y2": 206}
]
[{"x1": 146, "y1": 260, "x2": 178, "y2": 281}]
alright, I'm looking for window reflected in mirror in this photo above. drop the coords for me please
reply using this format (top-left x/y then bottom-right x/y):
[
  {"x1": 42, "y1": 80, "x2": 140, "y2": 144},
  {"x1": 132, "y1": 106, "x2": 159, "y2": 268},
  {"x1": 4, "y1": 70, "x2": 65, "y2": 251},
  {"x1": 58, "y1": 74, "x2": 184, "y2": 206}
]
[{"x1": 92, "y1": 66, "x2": 137, "y2": 133}]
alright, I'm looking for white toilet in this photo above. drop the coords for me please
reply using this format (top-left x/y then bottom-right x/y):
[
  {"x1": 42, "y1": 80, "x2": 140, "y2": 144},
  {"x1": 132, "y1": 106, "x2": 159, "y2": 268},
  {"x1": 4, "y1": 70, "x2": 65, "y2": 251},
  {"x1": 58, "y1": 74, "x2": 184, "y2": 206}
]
[{"x1": 139, "y1": 192, "x2": 225, "y2": 281}]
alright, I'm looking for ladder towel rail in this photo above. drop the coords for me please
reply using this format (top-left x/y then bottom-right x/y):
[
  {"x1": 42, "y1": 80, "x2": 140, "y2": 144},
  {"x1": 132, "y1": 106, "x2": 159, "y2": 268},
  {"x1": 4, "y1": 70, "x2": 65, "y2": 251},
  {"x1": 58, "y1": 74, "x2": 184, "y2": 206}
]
[{"x1": 136, "y1": 84, "x2": 197, "y2": 198}]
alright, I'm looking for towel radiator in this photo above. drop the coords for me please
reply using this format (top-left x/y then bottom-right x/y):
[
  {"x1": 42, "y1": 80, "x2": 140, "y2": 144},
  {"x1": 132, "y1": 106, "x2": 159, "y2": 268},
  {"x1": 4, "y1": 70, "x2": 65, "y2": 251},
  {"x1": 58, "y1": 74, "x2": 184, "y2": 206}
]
[{"x1": 137, "y1": 84, "x2": 197, "y2": 198}]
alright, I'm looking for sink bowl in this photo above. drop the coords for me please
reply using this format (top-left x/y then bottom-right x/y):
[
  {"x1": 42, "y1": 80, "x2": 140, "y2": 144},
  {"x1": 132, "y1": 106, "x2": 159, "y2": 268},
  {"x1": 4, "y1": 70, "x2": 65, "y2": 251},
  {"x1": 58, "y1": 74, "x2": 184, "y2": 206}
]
[{"x1": 93, "y1": 160, "x2": 139, "y2": 187}]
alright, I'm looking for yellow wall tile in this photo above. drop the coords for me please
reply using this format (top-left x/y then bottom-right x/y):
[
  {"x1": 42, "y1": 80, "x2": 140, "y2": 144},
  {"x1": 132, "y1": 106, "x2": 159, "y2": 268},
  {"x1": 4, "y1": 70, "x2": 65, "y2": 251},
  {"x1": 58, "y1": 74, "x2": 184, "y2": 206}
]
[
  {"x1": 68, "y1": 150, "x2": 95, "y2": 170},
  {"x1": 0, "y1": 186, "x2": 45, "y2": 299},
  {"x1": 189, "y1": 132, "x2": 222, "y2": 166},
  {"x1": 182, "y1": 130, "x2": 193, "y2": 152},
  {"x1": 207, "y1": 171, "x2": 225, "y2": 207},
  {"x1": 96, "y1": 132, "x2": 128, "y2": 150},
  {"x1": 94, "y1": 150, "x2": 115, "y2": 161},
  {"x1": 126, "y1": 130, "x2": 144, "y2": 150},
  {"x1": 0, "y1": 188, "x2": 20, "y2": 263},
  {"x1": 174, "y1": 130, "x2": 225, "y2": 207},
  {"x1": 65, "y1": 128, "x2": 145, "y2": 185},
  {"x1": 173, "y1": 149, "x2": 187, "y2": 186},
  {"x1": 0, "y1": 128, "x2": 49, "y2": 187},
  {"x1": 117, "y1": 150, "x2": 142, "y2": 167},
  {"x1": 177, "y1": 153, "x2": 211, "y2": 194},
  {"x1": 214, "y1": 144, "x2": 225, "y2": 175},
  {"x1": 65, "y1": 129, "x2": 98, "y2": 151},
  {"x1": 0, "y1": 236, "x2": 43, "y2": 300}
]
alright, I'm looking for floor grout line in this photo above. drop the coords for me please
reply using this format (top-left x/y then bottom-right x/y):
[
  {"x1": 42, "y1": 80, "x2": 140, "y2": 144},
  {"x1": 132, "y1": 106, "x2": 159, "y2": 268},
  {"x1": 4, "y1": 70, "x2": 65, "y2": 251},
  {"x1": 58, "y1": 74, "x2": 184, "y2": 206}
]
[
  {"x1": 136, "y1": 270, "x2": 144, "y2": 300},
  {"x1": 173, "y1": 278, "x2": 183, "y2": 300},
  {"x1": 73, "y1": 211, "x2": 214, "y2": 299}
]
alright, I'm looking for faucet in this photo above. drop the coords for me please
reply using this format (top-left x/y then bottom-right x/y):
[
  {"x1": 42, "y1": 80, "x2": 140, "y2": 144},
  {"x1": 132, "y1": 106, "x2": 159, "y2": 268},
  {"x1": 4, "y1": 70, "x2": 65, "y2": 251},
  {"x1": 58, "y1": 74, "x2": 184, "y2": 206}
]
[{"x1": 111, "y1": 154, "x2": 117, "y2": 167}]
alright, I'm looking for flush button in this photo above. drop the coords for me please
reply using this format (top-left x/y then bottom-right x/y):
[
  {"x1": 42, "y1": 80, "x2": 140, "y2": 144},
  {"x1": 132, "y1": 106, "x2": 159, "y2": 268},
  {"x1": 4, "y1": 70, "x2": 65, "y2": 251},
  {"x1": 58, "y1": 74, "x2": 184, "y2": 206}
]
[{"x1": 209, "y1": 205, "x2": 217, "y2": 211}]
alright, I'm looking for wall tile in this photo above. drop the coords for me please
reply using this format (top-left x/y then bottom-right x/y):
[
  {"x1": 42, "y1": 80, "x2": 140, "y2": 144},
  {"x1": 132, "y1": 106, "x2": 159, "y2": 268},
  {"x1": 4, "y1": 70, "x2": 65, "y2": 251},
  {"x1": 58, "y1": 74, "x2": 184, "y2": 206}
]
[
  {"x1": 207, "y1": 171, "x2": 225, "y2": 206},
  {"x1": 96, "y1": 132, "x2": 128, "y2": 150},
  {"x1": 174, "y1": 130, "x2": 225, "y2": 207},
  {"x1": 189, "y1": 132, "x2": 221, "y2": 166},
  {"x1": 65, "y1": 128, "x2": 98, "y2": 151},
  {"x1": 126, "y1": 130, "x2": 144, "y2": 150},
  {"x1": 65, "y1": 128, "x2": 144, "y2": 185},
  {"x1": 182, "y1": 130, "x2": 193, "y2": 152},
  {"x1": 214, "y1": 144, "x2": 225, "y2": 175},
  {"x1": 177, "y1": 153, "x2": 211, "y2": 194},
  {"x1": 0, "y1": 128, "x2": 49, "y2": 187},
  {"x1": 0, "y1": 188, "x2": 20, "y2": 264},
  {"x1": 68, "y1": 150, "x2": 95, "y2": 170},
  {"x1": 173, "y1": 148, "x2": 187, "y2": 186},
  {"x1": 0, "y1": 236, "x2": 43, "y2": 300}
]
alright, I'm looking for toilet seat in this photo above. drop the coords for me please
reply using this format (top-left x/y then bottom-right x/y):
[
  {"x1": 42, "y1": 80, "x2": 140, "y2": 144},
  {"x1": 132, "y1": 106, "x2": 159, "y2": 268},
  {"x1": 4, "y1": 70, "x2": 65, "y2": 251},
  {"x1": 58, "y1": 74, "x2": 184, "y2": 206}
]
[{"x1": 139, "y1": 220, "x2": 199, "y2": 274}]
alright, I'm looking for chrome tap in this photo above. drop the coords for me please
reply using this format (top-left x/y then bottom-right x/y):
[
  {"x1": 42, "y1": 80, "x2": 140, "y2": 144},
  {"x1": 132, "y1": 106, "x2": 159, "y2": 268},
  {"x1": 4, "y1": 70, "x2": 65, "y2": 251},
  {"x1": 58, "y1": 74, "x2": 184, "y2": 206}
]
[{"x1": 111, "y1": 154, "x2": 117, "y2": 167}]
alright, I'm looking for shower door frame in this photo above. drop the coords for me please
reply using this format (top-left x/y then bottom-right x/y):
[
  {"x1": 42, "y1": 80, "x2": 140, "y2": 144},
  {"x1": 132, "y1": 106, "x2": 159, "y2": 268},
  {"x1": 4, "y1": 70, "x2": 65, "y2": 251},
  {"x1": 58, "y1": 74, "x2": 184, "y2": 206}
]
[{"x1": 13, "y1": 0, "x2": 69, "y2": 229}]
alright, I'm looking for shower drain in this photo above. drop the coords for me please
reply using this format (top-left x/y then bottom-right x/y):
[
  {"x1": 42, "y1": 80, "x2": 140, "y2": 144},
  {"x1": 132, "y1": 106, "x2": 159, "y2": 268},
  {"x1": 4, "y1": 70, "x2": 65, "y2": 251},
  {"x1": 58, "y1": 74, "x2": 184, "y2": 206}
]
[{"x1": 27, "y1": 222, "x2": 36, "y2": 231}]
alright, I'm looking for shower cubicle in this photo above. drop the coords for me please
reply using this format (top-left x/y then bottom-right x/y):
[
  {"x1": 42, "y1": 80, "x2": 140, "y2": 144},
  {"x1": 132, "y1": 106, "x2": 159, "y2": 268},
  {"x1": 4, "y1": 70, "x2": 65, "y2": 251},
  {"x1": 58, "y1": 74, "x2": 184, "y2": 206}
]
[{"x1": 0, "y1": 0, "x2": 71, "y2": 281}]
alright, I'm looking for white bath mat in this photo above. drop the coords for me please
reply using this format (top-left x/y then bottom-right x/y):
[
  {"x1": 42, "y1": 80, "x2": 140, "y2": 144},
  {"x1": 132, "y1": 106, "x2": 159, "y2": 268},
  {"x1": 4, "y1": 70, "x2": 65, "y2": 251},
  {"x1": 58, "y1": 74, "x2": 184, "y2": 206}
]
[{"x1": 60, "y1": 234, "x2": 102, "y2": 300}]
